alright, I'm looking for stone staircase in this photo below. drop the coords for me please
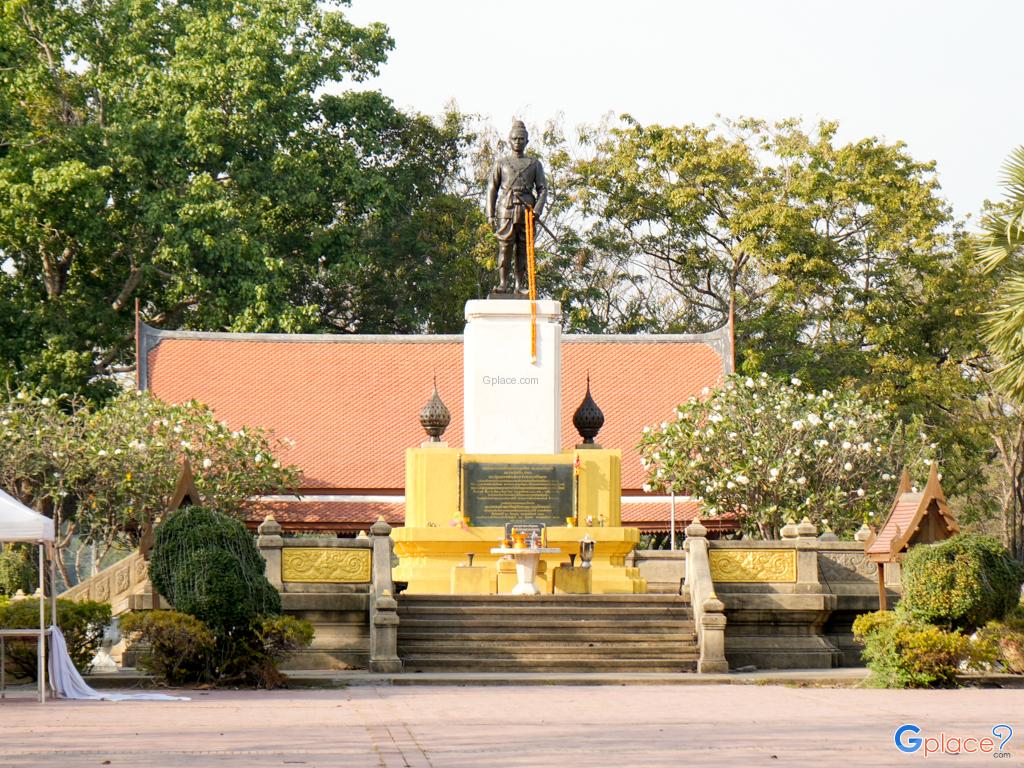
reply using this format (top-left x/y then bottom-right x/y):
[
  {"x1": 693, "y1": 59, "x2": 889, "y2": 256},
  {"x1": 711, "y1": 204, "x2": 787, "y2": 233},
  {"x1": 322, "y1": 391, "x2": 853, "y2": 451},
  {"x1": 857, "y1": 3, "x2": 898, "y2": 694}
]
[{"x1": 397, "y1": 593, "x2": 698, "y2": 672}]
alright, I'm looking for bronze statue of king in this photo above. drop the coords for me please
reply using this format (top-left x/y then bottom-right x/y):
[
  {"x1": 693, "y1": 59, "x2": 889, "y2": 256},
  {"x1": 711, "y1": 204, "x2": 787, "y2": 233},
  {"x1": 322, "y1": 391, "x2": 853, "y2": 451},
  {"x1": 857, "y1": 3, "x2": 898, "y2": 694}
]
[{"x1": 485, "y1": 120, "x2": 548, "y2": 295}]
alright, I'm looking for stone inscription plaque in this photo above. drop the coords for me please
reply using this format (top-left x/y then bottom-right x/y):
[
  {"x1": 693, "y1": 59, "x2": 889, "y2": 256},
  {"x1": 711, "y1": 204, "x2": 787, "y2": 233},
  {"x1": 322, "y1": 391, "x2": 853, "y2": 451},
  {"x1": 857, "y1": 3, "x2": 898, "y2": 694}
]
[{"x1": 463, "y1": 462, "x2": 572, "y2": 528}]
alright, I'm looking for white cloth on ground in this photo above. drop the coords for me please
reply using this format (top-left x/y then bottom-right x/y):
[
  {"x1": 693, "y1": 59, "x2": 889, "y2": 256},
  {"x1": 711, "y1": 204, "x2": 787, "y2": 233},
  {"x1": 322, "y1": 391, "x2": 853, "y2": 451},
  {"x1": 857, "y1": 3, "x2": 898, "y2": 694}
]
[{"x1": 47, "y1": 625, "x2": 189, "y2": 702}]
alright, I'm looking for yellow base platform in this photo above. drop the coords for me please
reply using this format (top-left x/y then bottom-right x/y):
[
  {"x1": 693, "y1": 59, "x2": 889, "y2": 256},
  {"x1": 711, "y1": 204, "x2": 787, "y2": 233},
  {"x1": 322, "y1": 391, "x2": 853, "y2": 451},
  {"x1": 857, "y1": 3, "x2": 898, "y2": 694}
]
[
  {"x1": 392, "y1": 526, "x2": 646, "y2": 595},
  {"x1": 395, "y1": 446, "x2": 646, "y2": 595}
]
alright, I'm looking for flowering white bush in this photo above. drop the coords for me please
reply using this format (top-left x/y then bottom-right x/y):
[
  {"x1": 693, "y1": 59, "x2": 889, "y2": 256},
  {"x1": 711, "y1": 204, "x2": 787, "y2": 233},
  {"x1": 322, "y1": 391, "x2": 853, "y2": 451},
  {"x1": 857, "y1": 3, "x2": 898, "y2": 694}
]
[
  {"x1": 0, "y1": 390, "x2": 299, "y2": 582},
  {"x1": 638, "y1": 374, "x2": 934, "y2": 538}
]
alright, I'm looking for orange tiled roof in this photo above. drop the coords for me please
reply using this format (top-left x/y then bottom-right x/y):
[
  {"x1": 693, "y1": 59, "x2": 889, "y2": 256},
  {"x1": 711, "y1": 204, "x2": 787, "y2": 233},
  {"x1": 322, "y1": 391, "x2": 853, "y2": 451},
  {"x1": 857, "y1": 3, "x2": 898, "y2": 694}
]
[
  {"x1": 254, "y1": 499, "x2": 404, "y2": 530},
  {"x1": 620, "y1": 499, "x2": 702, "y2": 525},
  {"x1": 865, "y1": 464, "x2": 959, "y2": 561},
  {"x1": 142, "y1": 324, "x2": 728, "y2": 493},
  {"x1": 865, "y1": 495, "x2": 921, "y2": 556}
]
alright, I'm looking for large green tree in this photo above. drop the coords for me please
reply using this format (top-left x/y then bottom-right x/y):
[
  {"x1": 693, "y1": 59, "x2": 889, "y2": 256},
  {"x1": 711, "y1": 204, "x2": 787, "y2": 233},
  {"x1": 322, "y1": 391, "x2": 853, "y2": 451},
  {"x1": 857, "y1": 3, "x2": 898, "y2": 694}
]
[
  {"x1": 0, "y1": 0, "x2": 488, "y2": 399},
  {"x1": 970, "y1": 145, "x2": 1024, "y2": 559},
  {"x1": 558, "y1": 118, "x2": 953, "y2": 346},
  {"x1": 958, "y1": 382, "x2": 1024, "y2": 560},
  {"x1": 532, "y1": 116, "x2": 989, "y2": 502},
  {"x1": 977, "y1": 146, "x2": 1024, "y2": 400}
]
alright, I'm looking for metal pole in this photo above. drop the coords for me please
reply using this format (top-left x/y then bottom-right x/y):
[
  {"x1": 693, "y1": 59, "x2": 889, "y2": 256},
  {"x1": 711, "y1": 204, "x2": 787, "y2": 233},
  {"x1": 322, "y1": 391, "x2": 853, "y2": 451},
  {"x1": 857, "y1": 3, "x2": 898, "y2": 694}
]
[
  {"x1": 50, "y1": 543, "x2": 57, "y2": 626},
  {"x1": 38, "y1": 542, "x2": 45, "y2": 703},
  {"x1": 670, "y1": 492, "x2": 676, "y2": 551},
  {"x1": 49, "y1": 543, "x2": 57, "y2": 701}
]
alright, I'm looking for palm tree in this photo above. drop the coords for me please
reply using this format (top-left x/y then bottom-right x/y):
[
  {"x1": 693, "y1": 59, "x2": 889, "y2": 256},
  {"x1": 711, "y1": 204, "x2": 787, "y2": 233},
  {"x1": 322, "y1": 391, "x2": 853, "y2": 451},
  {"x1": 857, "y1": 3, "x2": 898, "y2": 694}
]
[{"x1": 977, "y1": 146, "x2": 1024, "y2": 399}]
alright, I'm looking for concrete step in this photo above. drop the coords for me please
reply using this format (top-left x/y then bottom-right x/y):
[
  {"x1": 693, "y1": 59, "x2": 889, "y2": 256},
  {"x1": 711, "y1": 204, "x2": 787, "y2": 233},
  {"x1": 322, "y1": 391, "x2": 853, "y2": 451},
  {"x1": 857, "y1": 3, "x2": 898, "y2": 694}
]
[
  {"x1": 400, "y1": 657, "x2": 698, "y2": 672},
  {"x1": 398, "y1": 630, "x2": 695, "y2": 643},
  {"x1": 398, "y1": 618, "x2": 694, "y2": 633},
  {"x1": 399, "y1": 594, "x2": 691, "y2": 607},
  {"x1": 397, "y1": 643, "x2": 698, "y2": 658},
  {"x1": 395, "y1": 594, "x2": 698, "y2": 673},
  {"x1": 398, "y1": 605, "x2": 693, "y2": 618}
]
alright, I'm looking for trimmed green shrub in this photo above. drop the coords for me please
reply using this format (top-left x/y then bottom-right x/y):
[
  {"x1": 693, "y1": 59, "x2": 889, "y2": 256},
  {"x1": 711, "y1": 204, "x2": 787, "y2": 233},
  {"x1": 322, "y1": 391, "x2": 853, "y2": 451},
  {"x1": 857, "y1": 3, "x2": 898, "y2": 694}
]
[
  {"x1": 119, "y1": 610, "x2": 313, "y2": 688},
  {"x1": 900, "y1": 534, "x2": 1024, "y2": 632},
  {"x1": 255, "y1": 615, "x2": 315, "y2": 663},
  {"x1": 975, "y1": 605, "x2": 1024, "y2": 674},
  {"x1": 232, "y1": 615, "x2": 316, "y2": 688},
  {"x1": 145, "y1": 506, "x2": 311, "y2": 688},
  {"x1": 120, "y1": 610, "x2": 215, "y2": 686},
  {"x1": 0, "y1": 598, "x2": 111, "y2": 680},
  {"x1": 149, "y1": 506, "x2": 280, "y2": 632},
  {"x1": 853, "y1": 611, "x2": 970, "y2": 688}
]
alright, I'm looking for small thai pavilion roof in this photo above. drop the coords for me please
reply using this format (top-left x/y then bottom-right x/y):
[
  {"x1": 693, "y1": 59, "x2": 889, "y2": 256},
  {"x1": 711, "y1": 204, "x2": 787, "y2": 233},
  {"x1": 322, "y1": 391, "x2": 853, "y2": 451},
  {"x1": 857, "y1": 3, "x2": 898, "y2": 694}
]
[
  {"x1": 864, "y1": 463, "x2": 959, "y2": 563},
  {"x1": 140, "y1": 456, "x2": 203, "y2": 558}
]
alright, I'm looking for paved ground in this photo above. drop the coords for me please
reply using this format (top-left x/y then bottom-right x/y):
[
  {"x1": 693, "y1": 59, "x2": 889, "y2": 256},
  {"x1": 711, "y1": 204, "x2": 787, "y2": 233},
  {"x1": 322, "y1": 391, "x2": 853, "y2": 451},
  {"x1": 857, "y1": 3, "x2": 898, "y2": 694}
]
[
  {"x1": 1, "y1": 684, "x2": 1022, "y2": 767},
  {"x1": 88, "y1": 666, "x2": 877, "y2": 688}
]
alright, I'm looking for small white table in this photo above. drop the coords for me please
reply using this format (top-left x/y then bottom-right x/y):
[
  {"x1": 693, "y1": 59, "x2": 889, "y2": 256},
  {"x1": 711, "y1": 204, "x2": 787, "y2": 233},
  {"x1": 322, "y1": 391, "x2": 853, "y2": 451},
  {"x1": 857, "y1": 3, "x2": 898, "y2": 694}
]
[
  {"x1": 490, "y1": 547, "x2": 561, "y2": 595},
  {"x1": 0, "y1": 628, "x2": 50, "y2": 700}
]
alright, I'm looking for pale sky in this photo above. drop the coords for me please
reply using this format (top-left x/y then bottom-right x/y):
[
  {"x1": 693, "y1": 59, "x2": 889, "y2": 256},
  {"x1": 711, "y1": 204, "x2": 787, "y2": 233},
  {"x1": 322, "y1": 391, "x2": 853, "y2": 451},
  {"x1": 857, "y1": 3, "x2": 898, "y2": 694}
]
[{"x1": 344, "y1": 0, "x2": 1024, "y2": 221}]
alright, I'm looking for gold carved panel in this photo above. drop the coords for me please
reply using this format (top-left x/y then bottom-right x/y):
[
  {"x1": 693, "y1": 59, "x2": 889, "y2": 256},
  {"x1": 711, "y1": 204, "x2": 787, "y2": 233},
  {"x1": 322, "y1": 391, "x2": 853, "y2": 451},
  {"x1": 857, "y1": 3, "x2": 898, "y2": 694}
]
[
  {"x1": 710, "y1": 549, "x2": 797, "y2": 583},
  {"x1": 282, "y1": 548, "x2": 371, "y2": 583}
]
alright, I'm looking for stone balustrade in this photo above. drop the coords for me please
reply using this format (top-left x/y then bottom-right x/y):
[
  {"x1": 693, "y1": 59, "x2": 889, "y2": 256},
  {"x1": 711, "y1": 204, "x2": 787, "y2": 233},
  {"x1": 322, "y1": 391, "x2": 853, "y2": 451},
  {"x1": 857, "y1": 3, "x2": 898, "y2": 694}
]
[
  {"x1": 700, "y1": 517, "x2": 900, "y2": 669},
  {"x1": 257, "y1": 516, "x2": 372, "y2": 590},
  {"x1": 60, "y1": 550, "x2": 161, "y2": 614},
  {"x1": 256, "y1": 515, "x2": 400, "y2": 672}
]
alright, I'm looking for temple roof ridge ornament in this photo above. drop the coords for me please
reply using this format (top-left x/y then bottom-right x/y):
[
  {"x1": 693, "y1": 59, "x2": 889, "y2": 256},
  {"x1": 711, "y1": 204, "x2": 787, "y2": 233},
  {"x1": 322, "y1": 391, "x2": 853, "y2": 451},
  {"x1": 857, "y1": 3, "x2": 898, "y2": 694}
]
[
  {"x1": 573, "y1": 373, "x2": 605, "y2": 448},
  {"x1": 419, "y1": 377, "x2": 451, "y2": 443}
]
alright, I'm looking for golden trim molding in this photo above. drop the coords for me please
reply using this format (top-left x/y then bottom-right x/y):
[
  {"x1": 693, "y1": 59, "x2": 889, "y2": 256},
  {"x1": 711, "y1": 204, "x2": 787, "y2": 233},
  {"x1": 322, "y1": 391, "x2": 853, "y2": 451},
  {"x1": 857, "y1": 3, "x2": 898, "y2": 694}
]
[
  {"x1": 709, "y1": 549, "x2": 797, "y2": 583},
  {"x1": 282, "y1": 548, "x2": 371, "y2": 583}
]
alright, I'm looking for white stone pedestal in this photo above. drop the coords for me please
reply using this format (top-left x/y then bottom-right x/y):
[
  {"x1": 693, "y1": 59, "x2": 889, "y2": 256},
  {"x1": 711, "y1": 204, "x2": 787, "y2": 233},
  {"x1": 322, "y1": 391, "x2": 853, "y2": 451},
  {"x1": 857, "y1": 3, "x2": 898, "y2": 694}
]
[
  {"x1": 490, "y1": 547, "x2": 561, "y2": 595},
  {"x1": 464, "y1": 299, "x2": 561, "y2": 454}
]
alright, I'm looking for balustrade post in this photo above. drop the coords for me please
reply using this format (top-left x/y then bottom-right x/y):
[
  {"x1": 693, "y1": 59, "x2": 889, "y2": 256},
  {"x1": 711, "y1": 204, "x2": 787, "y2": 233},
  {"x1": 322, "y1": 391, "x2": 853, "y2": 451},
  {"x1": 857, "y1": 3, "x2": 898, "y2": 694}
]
[
  {"x1": 795, "y1": 516, "x2": 820, "y2": 590},
  {"x1": 684, "y1": 519, "x2": 729, "y2": 673},
  {"x1": 368, "y1": 517, "x2": 402, "y2": 673},
  {"x1": 698, "y1": 596, "x2": 728, "y2": 673},
  {"x1": 256, "y1": 515, "x2": 284, "y2": 591}
]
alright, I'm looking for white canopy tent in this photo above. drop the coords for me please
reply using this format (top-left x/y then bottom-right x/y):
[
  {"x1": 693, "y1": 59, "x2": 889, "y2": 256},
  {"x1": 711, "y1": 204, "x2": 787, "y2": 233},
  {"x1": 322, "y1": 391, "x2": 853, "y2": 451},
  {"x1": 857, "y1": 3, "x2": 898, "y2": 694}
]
[{"x1": 0, "y1": 488, "x2": 56, "y2": 702}]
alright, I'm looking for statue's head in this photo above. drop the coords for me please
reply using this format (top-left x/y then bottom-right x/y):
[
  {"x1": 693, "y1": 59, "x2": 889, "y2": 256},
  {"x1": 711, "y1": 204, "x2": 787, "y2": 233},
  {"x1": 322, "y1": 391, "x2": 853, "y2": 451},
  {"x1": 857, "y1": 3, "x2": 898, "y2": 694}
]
[{"x1": 509, "y1": 120, "x2": 528, "y2": 154}]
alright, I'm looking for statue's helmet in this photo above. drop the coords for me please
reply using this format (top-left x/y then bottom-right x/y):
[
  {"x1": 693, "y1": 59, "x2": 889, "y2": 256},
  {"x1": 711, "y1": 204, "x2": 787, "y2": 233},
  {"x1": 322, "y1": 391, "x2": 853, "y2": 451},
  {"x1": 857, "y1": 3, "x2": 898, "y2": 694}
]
[{"x1": 509, "y1": 120, "x2": 529, "y2": 141}]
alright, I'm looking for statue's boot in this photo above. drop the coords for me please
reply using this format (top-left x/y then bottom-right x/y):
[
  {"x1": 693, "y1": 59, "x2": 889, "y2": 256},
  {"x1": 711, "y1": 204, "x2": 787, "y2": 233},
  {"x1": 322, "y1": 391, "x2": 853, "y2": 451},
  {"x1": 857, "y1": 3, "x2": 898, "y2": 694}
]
[
  {"x1": 514, "y1": 246, "x2": 530, "y2": 295},
  {"x1": 496, "y1": 244, "x2": 514, "y2": 292},
  {"x1": 496, "y1": 272, "x2": 510, "y2": 293},
  {"x1": 515, "y1": 269, "x2": 530, "y2": 295}
]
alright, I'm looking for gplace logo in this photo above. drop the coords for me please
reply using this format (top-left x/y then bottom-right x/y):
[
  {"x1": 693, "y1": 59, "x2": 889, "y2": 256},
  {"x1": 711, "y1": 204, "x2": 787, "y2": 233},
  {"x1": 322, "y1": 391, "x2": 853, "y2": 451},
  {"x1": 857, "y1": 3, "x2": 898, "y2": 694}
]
[{"x1": 894, "y1": 724, "x2": 1013, "y2": 758}]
